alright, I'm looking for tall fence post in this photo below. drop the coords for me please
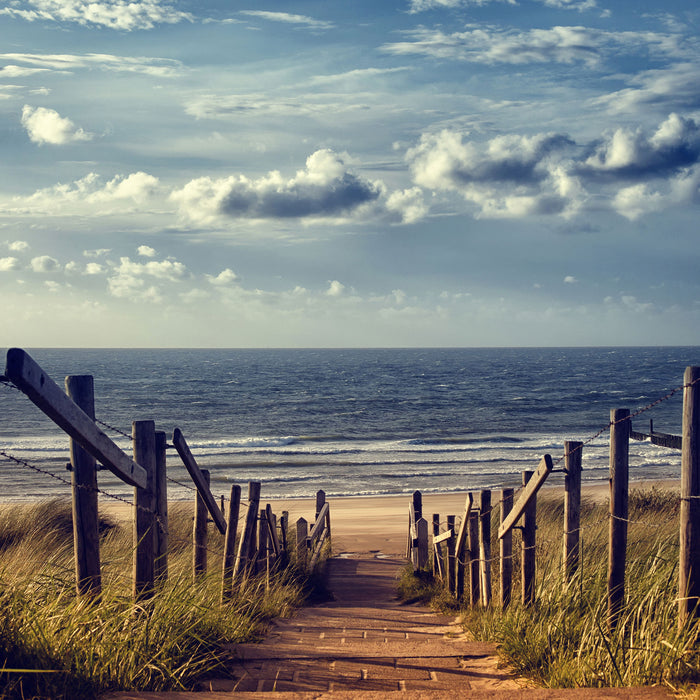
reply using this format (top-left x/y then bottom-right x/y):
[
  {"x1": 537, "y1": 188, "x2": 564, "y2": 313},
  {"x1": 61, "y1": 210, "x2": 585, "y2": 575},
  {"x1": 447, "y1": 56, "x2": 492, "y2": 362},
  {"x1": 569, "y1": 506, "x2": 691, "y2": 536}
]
[
  {"x1": 132, "y1": 420, "x2": 156, "y2": 600},
  {"x1": 500, "y1": 488, "x2": 513, "y2": 610},
  {"x1": 193, "y1": 469, "x2": 209, "y2": 579},
  {"x1": 432, "y1": 514, "x2": 443, "y2": 579},
  {"x1": 154, "y1": 430, "x2": 168, "y2": 582},
  {"x1": 446, "y1": 514, "x2": 456, "y2": 594},
  {"x1": 479, "y1": 490, "x2": 492, "y2": 607},
  {"x1": 296, "y1": 517, "x2": 308, "y2": 569},
  {"x1": 315, "y1": 490, "x2": 326, "y2": 523},
  {"x1": 680, "y1": 367, "x2": 700, "y2": 628},
  {"x1": 608, "y1": 408, "x2": 630, "y2": 632},
  {"x1": 468, "y1": 510, "x2": 480, "y2": 607},
  {"x1": 522, "y1": 470, "x2": 537, "y2": 607},
  {"x1": 222, "y1": 484, "x2": 241, "y2": 603},
  {"x1": 66, "y1": 375, "x2": 101, "y2": 598},
  {"x1": 564, "y1": 440, "x2": 582, "y2": 583}
]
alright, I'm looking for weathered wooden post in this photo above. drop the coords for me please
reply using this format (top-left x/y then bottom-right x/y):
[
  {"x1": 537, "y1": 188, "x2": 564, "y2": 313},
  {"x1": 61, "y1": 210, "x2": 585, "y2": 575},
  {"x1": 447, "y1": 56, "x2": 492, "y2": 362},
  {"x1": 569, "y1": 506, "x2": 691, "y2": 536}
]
[
  {"x1": 522, "y1": 470, "x2": 537, "y2": 607},
  {"x1": 446, "y1": 514, "x2": 456, "y2": 593},
  {"x1": 413, "y1": 490, "x2": 422, "y2": 521},
  {"x1": 608, "y1": 409, "x2": 630, "y2": 631},
  {"x1": 315, "y1": 490, "x2": 326, "y2": 523},
  {"x1": 455, "y1": 494, "x2": 472, "y2": 601},
  {"x1": 66, "y1": 375, "x2": 101, "y2": 597},
  {"x1": 233, "y1": 481, "x2": 261, "y2": 580},
  {"x1": 154, "y1": 430, "x2": 168, "y2": 582},
  {"x1": 468, "y1": 510, "x2": 480, "y2": 606},
  {"x1": 564, "y1": 440, "x2": 583, "y2": 582},
  {"x1": 133, "y1": 420, "x2": 156, "y2": 600},
  {"x1": 500, "y1": 488, "x2": 513, "y2": 610},
  {"x1": 259, "y1": 507, "x2": 270, "y2": 587},
  {"x1": 193, "y1": 469, "x2": 210, "y2": 579},
  {"x1": 680, "y1": 367, "x2": 700, "y2": 628},
  {"x1": 221, "y1": 484, "x2": 241, "y2": 602},
  {"x1": 296, "y1": 517, "x2": 308, "y2": 569},
  {"x1": 479, "y1": 491, "x2": 492, "y2": 607},
  {"x1": 416, "y1": 517, "x2": 429, "y2": 569},
  {"x1": 432, "y1": 514, "x2": 443, "y2": 579}
]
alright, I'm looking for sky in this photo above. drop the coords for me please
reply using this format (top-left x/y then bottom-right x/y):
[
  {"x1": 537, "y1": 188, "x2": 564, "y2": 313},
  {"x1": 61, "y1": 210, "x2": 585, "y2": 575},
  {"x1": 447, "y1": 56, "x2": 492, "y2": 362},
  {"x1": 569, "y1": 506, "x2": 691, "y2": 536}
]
[{"x1": 1, "y1": 0, "x2": 699, "y2": 348}]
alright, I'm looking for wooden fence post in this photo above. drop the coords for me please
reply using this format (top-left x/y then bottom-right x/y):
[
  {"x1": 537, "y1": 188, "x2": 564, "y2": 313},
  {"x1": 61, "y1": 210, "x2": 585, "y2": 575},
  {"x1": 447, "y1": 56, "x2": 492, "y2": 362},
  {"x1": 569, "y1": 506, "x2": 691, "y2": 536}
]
[
  {"x1": 416, "y1": 517, "x2": 429, "y2": 569},
  {"x1": 468, "y1": 510, "x2": 480, "y2": 606},
  {"x1": 259, "y1": 508, "x2": 269, "y2": 586},
  {"x1": 564, "y1": 440, "x2": 582, "y2": 582},
  {"x1": 500, "y1": 488, "x2": 513, "y2": 610},
  {"x1": 608, "y1": 408, "x2": 630, "y2": 632},
  {"x1": 132, "y1": 420, "x2": 156, "y2": 600},
  {"x1": 680, "y1": 367, "x2": 700, "y2": 628},
  {"x1": 413, "y1": 490, "x2": 422, "y2": 521},
  {"x1": 446, "y1": 514, "x2": 456, "y2": 593},
  {"x1": 432, "y1": 514, "x2": 443, "y2": 578},
  {"x1": 522, "y1": 470, "x2": 537, "y2": 607},
  {"x1": 233, "y1": 481, "x2": 261, "y2": 580},
  {"x1": 455, "y1": 495, "x2": 472, "y2": 601},
  {"x1": 193, "y1": 469, "x2": 209, "y2": 579},
  {"x1": 66, "y1": 375, "x2": 101, "y2": 598},
  {"x1": 315, "y1": 490, "x2": 326, "y2": 523},
  {"x1": 296, "y1": 517, "x2": 308, "y2": 569},
  {"x1": 479, "y1": 491, "x2": 492, "y2": 607},
  {"x1": 221, "y1": 484, "x2": 241, "y2": 602},
  {"x1": 154, "y1": 430, "x2": 168, "y2": 582}
]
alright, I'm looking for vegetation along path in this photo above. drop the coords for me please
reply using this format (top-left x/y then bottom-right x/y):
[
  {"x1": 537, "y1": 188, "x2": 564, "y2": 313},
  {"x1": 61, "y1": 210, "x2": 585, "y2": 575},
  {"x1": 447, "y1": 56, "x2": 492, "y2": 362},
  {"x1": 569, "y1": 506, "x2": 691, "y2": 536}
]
[{"x1": 105, "y1": 555, "x2": 673, "y2": 699}]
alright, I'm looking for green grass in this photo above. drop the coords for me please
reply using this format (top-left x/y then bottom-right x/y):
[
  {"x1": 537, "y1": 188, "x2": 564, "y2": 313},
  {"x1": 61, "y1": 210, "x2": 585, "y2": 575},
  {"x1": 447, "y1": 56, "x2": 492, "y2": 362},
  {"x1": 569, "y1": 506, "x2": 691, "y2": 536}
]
[
  {"x1": 0, "y1": 499, "x2": 315, "y2": 699},
  {"x1": 400, "y1": 487, "x2": 700, "y2": 692}
]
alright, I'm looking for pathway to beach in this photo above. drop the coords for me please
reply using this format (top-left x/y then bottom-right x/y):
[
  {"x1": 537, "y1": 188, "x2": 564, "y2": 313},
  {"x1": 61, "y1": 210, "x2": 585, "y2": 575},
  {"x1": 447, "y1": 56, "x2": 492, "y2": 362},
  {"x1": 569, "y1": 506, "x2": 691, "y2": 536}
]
[{"x1": 105, "y1": 552, "x2": 674, "y2": 700}]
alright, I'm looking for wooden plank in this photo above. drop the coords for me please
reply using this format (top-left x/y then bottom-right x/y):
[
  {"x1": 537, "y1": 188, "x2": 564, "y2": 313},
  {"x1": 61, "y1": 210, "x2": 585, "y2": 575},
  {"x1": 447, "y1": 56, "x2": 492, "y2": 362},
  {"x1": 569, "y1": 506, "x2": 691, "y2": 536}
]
[
  {"x1": 5, "y1": 348, "x2": 146, "y2": 488},
  {"x1": 266, "y1": 503, "x2": 281, "y2": 557},
  {"x1": 433, "y1": 528, "x2": 454, "y2": 545},
  {"x1": 454, "y1": 494, "x2": 473, "y2": 559},
  {"x1": 498, "y1": 454, "x2": 553, "y2": 539},
  {"x1": 133, "y1": 420, "x2": 156, "y2": 600},
  {"x1": 630, "y1": 429, "x2": 682, "y2": 450},
  {"x1": 172, "y1": 428, "x2": 226, "y2": 534},
  {"x1": 308, "y1": 502, "x2": 329, "y2": 545}
]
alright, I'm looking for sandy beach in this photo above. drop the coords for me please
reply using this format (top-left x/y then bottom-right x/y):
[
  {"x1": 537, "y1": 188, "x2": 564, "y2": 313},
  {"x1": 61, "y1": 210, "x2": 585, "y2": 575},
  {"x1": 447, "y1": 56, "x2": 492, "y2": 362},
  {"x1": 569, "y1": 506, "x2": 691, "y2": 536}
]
[{"x1": 99, "y1": 478, "x2": 680, "y2": 559}]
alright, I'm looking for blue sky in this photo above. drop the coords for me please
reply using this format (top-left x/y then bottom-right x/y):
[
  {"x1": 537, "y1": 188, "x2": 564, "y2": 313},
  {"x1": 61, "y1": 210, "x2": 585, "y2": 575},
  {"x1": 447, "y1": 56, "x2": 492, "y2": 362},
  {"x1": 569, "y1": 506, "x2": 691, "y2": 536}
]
[{"x1": 1, "y1": 0, "x2": 699, "y2": 347}]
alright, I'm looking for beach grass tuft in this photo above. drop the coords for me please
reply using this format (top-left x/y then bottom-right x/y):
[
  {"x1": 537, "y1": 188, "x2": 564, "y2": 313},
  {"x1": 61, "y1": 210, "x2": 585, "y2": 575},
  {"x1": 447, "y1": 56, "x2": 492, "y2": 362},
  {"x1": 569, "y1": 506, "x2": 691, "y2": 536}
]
[{"x1": 0, "y1": 499, "x2": 312, "y2": 699}]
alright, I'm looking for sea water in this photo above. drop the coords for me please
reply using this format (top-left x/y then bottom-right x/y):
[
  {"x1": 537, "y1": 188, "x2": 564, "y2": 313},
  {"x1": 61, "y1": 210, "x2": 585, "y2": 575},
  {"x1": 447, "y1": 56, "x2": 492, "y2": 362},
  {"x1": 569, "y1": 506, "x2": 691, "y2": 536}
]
[{"x1": 0, "y1": 347, "x2": 697, "y2": 502}]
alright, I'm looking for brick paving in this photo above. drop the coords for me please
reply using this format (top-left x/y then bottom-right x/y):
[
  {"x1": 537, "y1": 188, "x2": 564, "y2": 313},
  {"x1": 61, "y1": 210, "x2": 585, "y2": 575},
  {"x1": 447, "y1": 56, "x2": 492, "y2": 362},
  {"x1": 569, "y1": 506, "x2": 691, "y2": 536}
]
[{"x1": 104, "y1": 555, "x2": 673, "y2": 699}]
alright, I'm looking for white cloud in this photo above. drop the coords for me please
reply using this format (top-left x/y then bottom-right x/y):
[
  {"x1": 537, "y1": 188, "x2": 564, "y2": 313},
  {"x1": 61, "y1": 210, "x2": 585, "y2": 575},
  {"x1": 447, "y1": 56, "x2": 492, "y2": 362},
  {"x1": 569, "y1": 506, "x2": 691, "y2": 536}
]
[
  {"x1": 612, "y1": 183, "x2": 665, "y2": 220},
  {"x1": 8, "y1": 240, "x2": 30, "y2": 252},
  {"x1": 383, "y1": 26, "x2": 680, "y2": 67},
  {"x1": 171, "y1": 149, "x2": 382, "y2": 225},
  {"x1": 0, "y1": 257, "x2": 20, "y2": 271},
  {"x1": 0, "y1": 0, "x2": 193, "y2": 31},
  {"x1": 564, "y1": 275, "x2": 578, "y2": 283},
  {"x1": 107, "y1": 256, "x2": 188, "y2": 301},
  {"x1": 0, "y1": 52, "x2": 183, "y2": 77},
  {"x1": 326, "y1": 280, "x2": 345, "y2": 297},
  {"x1": 239, "y1": 11, "x2": 333, "y2": 31},
  {"x1": 386, "y1": 187, "x2": 427, "y2": 224},
  {"x1": 83, "y1": 248, "x2": 111, "y2": 257},
  {"x1": 30, "y1": 255, "x2": 59, "y2": 272},
  {"x1": 85, "y1": 262, "x2": 104, "y2": 275},
  {"x1": 408, "y1": 0, "x2": 594, "y2": 9},
  {"x1": 207, "y1": 268, "x2": 238, "y2": 286},
  {"x1": 21, "y1": 105, "x2": 92, "y2": 145},
  {"x1": 137, "y1": 245, "x2": 157, "y2": 257}
]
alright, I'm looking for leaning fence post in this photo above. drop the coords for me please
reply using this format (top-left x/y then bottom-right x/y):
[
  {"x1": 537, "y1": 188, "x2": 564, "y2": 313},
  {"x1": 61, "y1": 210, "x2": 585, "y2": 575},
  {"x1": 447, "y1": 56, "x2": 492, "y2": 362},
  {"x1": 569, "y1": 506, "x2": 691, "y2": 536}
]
[
  {"x1": 132, "y1": 420, "x2": 156, "y2": 600},
  {"x1": 479, "y1": 491, "x2": 492, "y2": 607},
  {"x1": 522, "y1": 470, "x2": 537, "y2": 607},
  {"x1": 233, "y1": 481, "x2": 261, "y2": 580},
  {"x1": 564, "y1": 440, "x2": 582, "y2": 582},
  {"x1": 66, "y1": 375, "x2": 101, "y2": 598},
  {"x1": 500, "y1": 488, "x2": 513, "y2": 610},
  {"x1": 154, "y1": 430, "x2": 168, "y2": 582},
  {"x1": 680, "y1": 367, "x2": 700, "y2": 628},
  {"x1": 193, "y1": 469, "x2": 210, "y2": 580},
  {"x1": 432, "y1": 514, "x2": 443, "y2": 579},
  {"x1": 608, "y1": 408, "x2": 630, "y2": 632},
  {"x1": 222, "y1": 484, "x2": 241, "y2": 603},
  {"x1": 416, "y1": 516, "x2": 429, "y2": 569}
]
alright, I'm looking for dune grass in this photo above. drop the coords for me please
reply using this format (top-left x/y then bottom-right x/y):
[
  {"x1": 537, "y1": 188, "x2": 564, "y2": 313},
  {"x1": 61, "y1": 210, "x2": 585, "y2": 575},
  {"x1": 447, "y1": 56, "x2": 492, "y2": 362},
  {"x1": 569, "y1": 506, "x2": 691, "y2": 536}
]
[
  {"x1": 0, "y1": 499, "x2": 314, "y2": 699},
  {"x1": 400, "y1": 487, "x2": 700, "y2": 692}
]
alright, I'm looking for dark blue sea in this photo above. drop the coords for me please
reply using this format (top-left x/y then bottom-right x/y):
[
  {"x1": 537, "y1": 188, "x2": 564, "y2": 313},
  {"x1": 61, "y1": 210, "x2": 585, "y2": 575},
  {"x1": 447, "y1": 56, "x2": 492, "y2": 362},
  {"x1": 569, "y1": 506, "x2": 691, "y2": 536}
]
[{"x1": 0, "y1": 347, "x2": 697, "y2": 503}]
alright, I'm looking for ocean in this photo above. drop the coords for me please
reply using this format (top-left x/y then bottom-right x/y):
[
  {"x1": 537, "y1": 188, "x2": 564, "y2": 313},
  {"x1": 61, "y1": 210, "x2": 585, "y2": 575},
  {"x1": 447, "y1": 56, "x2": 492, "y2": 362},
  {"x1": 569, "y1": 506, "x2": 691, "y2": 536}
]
[{"x1": 0, "y1": 347, "x2": 697, "y2": 504}]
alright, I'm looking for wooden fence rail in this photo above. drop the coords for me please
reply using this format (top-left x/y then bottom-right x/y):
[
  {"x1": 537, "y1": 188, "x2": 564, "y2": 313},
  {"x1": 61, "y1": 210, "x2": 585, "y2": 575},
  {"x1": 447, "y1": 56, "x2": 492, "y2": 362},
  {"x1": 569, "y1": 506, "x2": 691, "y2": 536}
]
[
  {"x1": 3, "y1": 348, "x2": 331, "y2": 605},
  {"x1": 406, "y1": 365, "x2": 700, "y2": 635}
]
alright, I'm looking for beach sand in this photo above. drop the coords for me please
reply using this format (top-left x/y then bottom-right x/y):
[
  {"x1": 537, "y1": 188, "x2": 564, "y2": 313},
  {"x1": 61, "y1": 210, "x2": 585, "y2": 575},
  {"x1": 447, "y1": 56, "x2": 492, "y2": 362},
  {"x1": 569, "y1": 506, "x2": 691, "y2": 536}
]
[{"x1": 99, "y1": 478, "x2": 680, "y2": 559}]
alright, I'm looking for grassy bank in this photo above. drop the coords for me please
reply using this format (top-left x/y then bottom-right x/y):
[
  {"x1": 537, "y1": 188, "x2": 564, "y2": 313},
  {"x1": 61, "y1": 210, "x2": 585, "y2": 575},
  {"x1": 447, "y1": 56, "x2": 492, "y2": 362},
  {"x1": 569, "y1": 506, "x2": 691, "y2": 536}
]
[
  {"x1": 0, "y1": 499, "x2": 313, "y2": 699},
  {"x1": 400, "y1": 487, "x2": 700, "y2": 692}
]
